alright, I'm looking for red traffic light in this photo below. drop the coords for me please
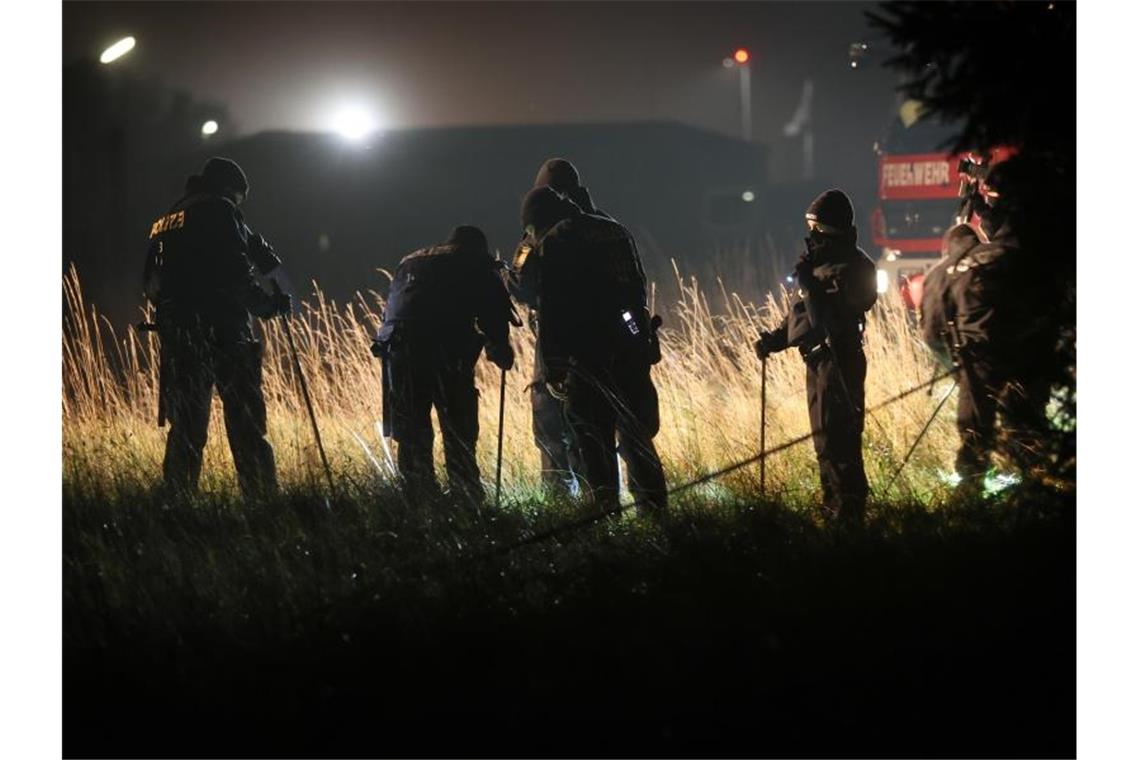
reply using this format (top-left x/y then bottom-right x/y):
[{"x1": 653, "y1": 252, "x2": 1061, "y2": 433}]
[{"x1": 733, "y1": 48, "x2": 750, "y2": 64}]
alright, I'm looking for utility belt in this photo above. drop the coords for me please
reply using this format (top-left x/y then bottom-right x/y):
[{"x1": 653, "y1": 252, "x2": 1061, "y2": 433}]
[
  {"x1": 798, "y1": 340, "x2": 831, "y2": 365},
  {"x1": 797, "y1": 333, "x2": 864, "y2": 367}
]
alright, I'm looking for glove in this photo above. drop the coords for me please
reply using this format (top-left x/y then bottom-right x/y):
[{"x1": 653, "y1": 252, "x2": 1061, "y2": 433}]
[
  {"x1": 544, "y1": 360, "x2": 569, "y2": 393},
  {"x1": 545, "y1": 380, "x2": 569, "y2": 402},
  {"x1": 486, "y1": 340, "x2": 515, "y2": 371},
  {"x1": 247, "y1": 233, "x2": 282, "y2": 275},
  {"x1": 648, "y1": 314, "x2": 664, "y2": 365},
  {"x1": 754, "y1": 331, "x2": 778, "y2": 360},
  {"x1": 794, "y1": 251, "x2": 817, "y2": 288}
]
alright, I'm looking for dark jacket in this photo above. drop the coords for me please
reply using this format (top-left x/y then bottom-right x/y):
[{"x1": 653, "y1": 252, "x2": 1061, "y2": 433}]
[
  {"x1": 767, "y1": 236, "x2": 878, "y2": 356},
  {"x1": 930, "y1": 223, "x2": 1043, "y2": 365},
  {"x1": 564, "y1": 186, "x2": 609, "y2": 220},
  {"x1": 535, "y1": 211, "x2": 651, "y2": 371},
  {"x1": 378, "y1": 238, "x2": 512, "y2": 359},
  {"x1": 921, "y1": 223, "x2": 982, "y2": 357},
  {"x1": 143, "y1": 192, "x2": 274, "y2": 335},
  {"x1": 508, "y1": 187, "x2": 613, "y2": 309}
]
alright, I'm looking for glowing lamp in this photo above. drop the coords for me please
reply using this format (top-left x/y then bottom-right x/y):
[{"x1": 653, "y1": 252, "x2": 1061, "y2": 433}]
[
  {"x1": 331, "y1": 105, "x2": 379, "y2": 142},
  {"x1": 100, "y1": 36, "x2": 136, "y2": 64},
  {"x1": 876, "y1": 268, "x2": 890, "y2": 294}
]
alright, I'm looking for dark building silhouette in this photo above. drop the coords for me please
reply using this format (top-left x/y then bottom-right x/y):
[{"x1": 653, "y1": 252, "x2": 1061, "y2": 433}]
[
  {"x1": 63, "y1": 60, "x2": 231, "y2": 325},
  {"x1": 65, "y1": 108, "x2": 772, "y2": 328}
]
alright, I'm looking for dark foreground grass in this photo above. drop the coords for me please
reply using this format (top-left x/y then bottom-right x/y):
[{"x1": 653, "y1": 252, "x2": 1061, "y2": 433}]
[{"x1": 64, "y1": 482, "x2": 1075, "y2": 758}]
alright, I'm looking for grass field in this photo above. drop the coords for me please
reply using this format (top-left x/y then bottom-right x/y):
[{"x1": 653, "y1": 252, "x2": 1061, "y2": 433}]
[
  {"x1": 62, "y1": 266, "x2": 1075, "y2": 756},
  {"x1": 64, "y1": 264, "x2": 964, "y2": 506}
]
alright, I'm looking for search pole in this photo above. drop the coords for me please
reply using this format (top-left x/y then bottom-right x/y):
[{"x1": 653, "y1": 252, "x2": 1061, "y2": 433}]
[
  {"x1": 495, "y1": 367, "x2": 506, "y2": 508},
  {"x1": 760, "y1": 355, "x2": 768, "y2": 497}
]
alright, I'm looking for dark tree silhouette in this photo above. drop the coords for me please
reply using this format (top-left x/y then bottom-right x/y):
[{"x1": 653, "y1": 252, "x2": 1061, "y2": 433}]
[
  {"x1": 870, "y1": 0, "x2": 1076, "y2": 477},
  {"x1": 868, "y1": 1, "x2": 1075, "y2": 165}
]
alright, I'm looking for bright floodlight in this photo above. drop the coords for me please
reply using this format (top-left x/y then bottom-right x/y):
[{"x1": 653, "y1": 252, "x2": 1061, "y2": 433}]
[
  {"x1": 733, "y1": 48, "x2": 750, "y2": 65},
  {"x1": 201, "y1": 120, "x2": 219, "y2": 137},
  {"x1": 100, "y1": 36, "x2": 136, "y2": 64},
  {"x1": 331, "y1": 105, "x2": 378, "y2": 142}
]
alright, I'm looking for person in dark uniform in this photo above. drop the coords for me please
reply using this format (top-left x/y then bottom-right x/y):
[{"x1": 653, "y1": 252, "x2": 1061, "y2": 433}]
[
  {"x1": 531, "y1": 158, "x2": 610, "y2": 222},
  {"x1": 508, "y1": 158, "x2": 640, "y2": 495},
  {"x1": 373, "y1": 226, "x2": 515, "y2": 502},
  {"x1": 920, "y1": 223, "x2": 981, "y2": 369},
  {"x1": 143, "y1": 157, "x2": 290, "y2": 499},
  {"x1": 519, "y1": 186, "x2": 667, "y2": 514},
  {"x1": 921, "y1": 164, "x2": 1053, "y2": 493},
  {"x1": 755, "y1": 189, "x2": 877, "y2": 523}
]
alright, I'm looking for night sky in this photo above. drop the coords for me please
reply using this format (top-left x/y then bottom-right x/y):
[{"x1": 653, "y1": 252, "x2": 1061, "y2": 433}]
[{"x1": 63, "y1": 1, "x2": 900, "y2": 185}]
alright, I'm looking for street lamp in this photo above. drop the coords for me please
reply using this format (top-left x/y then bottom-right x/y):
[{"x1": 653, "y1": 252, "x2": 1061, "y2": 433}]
[
  {"x1": 99, "y1": 36, "x2": 136, "y2": 64},
  {"x1": 724, "y1": 48, "x2": 752, "y2": 142}
]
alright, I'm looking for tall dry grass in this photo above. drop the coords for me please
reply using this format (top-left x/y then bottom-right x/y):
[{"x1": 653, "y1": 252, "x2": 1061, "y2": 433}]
[{"x1": 62, "y1": 263, "x2": 958, "y2": 505}]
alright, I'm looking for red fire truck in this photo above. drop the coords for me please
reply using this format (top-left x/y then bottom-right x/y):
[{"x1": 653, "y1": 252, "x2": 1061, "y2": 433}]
[{"x1": 870, "y1": 127, "x2": 1013, "y2": 308}]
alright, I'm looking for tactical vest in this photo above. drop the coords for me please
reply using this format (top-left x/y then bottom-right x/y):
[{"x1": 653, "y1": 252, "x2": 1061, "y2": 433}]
[
  {"x1": 537, "y1": 213, "x2": 652, "y2": 363},
  {"x1": 925, "y1": 239, "x2": 1012, "y2": 356},
  {"x1": 143, "y1": 192, "x2": 253, "y2": 329},
  {"x1": 384, "y1": 244, "x2": 488, "y2": 325}
]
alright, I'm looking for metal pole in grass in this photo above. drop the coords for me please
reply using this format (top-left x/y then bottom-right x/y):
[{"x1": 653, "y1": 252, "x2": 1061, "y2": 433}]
[
  {"x1": 883, "y1": 379, "x2": 958, "y2": 495},
  {"x1": 495, "y1": 367, "x2": 507, "y2": 508},
  {"x1": 760, "y1": 355, "x2": 768, "y2": 497},
  {"x1": 272, "y1": 280, "x2": 336, "y2": 503}
]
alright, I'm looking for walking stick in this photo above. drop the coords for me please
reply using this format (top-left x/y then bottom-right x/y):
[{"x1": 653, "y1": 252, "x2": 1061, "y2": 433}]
[
  {"x1": 273, "y1": 281, "x2": 336, "y2": 501},
  {"x1": 760, "y1": 355, "x2": 768, "y2": 497},
  {"x1": 495, "y1": 367, "x2": 507, "y2": 508},
  {"x1": 883, "y1": 379, "x2": 958, "y2": 495}
]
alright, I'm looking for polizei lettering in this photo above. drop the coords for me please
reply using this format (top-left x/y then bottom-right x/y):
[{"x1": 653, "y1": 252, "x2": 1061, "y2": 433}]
[{"x1": 881, "y1": 160, "x2": 952, "y2": 189}]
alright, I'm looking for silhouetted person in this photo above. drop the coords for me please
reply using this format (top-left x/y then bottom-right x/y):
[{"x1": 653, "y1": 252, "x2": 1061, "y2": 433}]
[
  {"x1": 755, "y1": 189, "x2": 877, "y2": 523},
  {"x1": 143, "y1": 157, "x2": 290, "y2": 498},
  {"x1": 373, "y1": 226, "x2": 514, "y2": 502},
  {"x1": 508, "y1": 158, "x2": 650, "y2": 497},
  {"x1": 520, "y1": 186, "x2": 667, "y2": 514},
  {"x1": 921, "y1": 163, "x2": 1053, "y2": 493}
]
